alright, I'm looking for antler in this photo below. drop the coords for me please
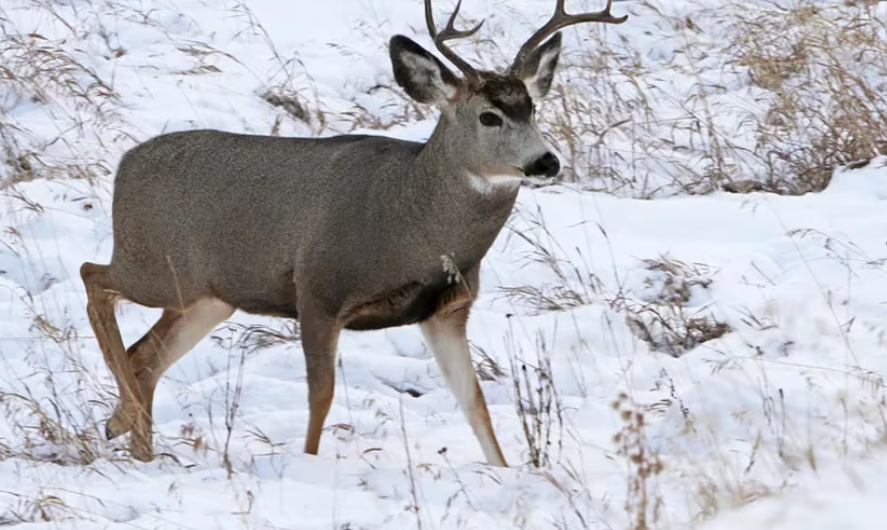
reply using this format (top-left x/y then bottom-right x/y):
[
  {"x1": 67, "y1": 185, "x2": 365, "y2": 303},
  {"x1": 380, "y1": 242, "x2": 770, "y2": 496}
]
[
  {"x1": 509, "y1": 0, "x2": 628, "y2": 76},
  {"x1": 424, "y1": 0, "x2": 484, "y2": 84}
]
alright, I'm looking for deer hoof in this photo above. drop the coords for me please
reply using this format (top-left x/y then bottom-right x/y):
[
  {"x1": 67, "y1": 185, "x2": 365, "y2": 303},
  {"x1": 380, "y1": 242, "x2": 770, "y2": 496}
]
[
  {"x1": 104, "y1": 403, "x2": 136, "y2": 439},
  {"x1": 129, "y1": 442, "x2": 154, "y2": 462}
]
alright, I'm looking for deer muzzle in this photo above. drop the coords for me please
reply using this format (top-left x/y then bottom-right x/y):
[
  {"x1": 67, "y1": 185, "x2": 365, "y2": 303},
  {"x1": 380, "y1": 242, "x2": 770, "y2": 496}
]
[{"x1": 522, "y1": 152, "x2": 560, "y2": 178}]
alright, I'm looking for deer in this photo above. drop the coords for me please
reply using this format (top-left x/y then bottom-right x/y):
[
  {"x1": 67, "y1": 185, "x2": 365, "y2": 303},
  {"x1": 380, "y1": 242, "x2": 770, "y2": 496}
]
[{"x1": 80, "y1": 0, "x2": 627, "y2": 466}]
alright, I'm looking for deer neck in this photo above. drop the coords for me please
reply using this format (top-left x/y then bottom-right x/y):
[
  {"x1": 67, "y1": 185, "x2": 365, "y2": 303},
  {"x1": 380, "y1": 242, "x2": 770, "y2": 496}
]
[{"x1": 407, "y1": 118, "x2": 520, "y2": 269}]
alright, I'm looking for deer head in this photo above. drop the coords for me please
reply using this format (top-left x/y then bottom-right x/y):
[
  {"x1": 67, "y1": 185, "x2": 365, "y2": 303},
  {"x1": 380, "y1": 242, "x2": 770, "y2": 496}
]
[{"x1": 389, "y1": 0, "x2": 627, "y2": 186}]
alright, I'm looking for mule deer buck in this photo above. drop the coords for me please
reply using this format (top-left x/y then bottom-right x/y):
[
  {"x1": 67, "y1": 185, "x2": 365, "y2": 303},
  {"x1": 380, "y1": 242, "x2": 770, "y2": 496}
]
[{"x1": 81, "y1": 0, "x2": 627, "y2": 466}]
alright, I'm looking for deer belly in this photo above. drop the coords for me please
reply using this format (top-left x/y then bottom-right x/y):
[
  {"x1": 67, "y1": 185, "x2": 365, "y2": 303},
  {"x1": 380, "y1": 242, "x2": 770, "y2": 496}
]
[
  {"x1": 210, "y1": 268, "x2": 298, "y2": 319},
  {"x1": 342, "y1": 280, "x2": 448, "y2": 331}
]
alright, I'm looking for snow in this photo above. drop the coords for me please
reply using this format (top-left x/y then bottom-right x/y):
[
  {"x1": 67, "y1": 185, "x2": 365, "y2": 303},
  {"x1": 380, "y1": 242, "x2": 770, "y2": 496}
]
[{"x1": 2, "y1": 0, "x2": 887, "y2": 528}]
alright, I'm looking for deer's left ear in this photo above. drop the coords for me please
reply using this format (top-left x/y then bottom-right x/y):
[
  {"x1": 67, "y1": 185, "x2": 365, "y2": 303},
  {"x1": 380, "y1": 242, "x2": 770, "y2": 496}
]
[{"x1": 516, "y1": 33, "x2": 562, "y2": 99}]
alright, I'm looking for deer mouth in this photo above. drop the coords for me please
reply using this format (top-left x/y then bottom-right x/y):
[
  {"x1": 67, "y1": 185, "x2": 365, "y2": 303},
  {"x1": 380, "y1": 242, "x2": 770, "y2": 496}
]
[{"x1": 521, "y1": 174, "x2": 558, "y2": 186}]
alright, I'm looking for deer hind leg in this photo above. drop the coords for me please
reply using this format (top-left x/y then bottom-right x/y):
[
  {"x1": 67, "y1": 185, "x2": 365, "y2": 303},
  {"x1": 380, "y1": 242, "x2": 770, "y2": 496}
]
[
  {"x1": 299, "y1": 308, "x2": 342, "y2": 456},
  {"x1": 105, "y1": 298, "x2": 234, "y2": 460},
  {"x1": 81, "y1": 262, "x2": 153, "y2": 459},
  {"x1": 419, "y1": 273, "x2": 508, "y2": 467}
]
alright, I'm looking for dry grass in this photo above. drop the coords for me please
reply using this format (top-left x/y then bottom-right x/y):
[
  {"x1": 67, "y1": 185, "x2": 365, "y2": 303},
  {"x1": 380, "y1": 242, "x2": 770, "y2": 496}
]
[
  {"x1": 0, "y1": 1, "x2": 122, "y2": 186},
  {"x1": 723, "y1": 0, "x2": 887, "y2": 193},
  {"x1": 613, "y1": 393, "x2": 664, "y2": 530},
  {"x1": 0, "y1": 491, "x2": 74, "y2": 526},
  {"x1": 506, "y1": 328, "x2": 564, "y2": 468},
  {"x1": 228, "y1": 2, "x2": 324, "y2": 133},
  {"x1": 525, "y1": 0, "x2": 887, "y2": 196},
  {"x1": 617, "y1": 256, "x2": 730, "y2": 357}
]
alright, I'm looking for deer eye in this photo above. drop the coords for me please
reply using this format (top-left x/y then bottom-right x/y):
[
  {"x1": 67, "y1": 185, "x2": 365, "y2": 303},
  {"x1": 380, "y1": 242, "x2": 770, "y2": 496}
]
[{"x1": 479, "y1": 112, "x2": 503, "y2": 127}]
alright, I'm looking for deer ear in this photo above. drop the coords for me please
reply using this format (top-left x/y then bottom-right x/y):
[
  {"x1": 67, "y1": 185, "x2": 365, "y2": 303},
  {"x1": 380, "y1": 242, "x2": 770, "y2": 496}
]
[
  {"x1": 517, "y1": 33, "x2": 562, "y2": 99},
  {"x1": 390, "y1": 35, "x2": 460, "y2": 104}
]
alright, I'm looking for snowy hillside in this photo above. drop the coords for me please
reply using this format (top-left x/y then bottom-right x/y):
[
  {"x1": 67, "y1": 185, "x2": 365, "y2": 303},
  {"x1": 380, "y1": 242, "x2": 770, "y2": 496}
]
[{"x1": 1, "y1": 0, "x2": 887, "y2": 528}]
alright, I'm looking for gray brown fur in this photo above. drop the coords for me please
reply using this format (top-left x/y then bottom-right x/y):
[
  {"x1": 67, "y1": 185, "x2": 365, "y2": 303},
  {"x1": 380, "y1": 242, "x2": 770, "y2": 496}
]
[{"x1": 109, "y1": 128, "x2": 517, "y2": 326}]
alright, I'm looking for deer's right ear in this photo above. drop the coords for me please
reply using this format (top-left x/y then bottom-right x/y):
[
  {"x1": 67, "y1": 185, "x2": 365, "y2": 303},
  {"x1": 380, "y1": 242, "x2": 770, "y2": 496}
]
[{"x1": 390, "y1": 35, "x2": 460, "y2": 104}]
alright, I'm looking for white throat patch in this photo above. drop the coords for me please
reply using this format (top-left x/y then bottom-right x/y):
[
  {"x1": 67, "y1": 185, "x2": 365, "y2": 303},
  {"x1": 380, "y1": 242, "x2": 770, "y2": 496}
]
[{"x1": 466, "y1": 171, "x2": 523, "y2": 194}]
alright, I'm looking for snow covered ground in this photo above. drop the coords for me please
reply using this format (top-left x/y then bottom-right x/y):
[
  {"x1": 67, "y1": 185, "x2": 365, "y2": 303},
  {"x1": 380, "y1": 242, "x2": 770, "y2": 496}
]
[{"x1": 1, "y1": 0, "x2": 886, "y2": 528}]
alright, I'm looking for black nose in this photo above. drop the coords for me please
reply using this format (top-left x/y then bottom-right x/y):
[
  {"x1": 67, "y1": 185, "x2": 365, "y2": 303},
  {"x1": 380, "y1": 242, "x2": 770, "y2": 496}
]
[{"x1": 523, "y1": 152, "x2": 560, "y2": 178}]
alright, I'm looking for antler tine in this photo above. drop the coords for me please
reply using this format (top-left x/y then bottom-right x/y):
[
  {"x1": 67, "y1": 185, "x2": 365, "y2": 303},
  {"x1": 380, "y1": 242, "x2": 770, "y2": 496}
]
[
  {"x1": 509, "y1": 0, "x2": 628, "y2": 75},
  {"x1": 424, "y1": 0, "x2": 484, "y2": 84}
]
